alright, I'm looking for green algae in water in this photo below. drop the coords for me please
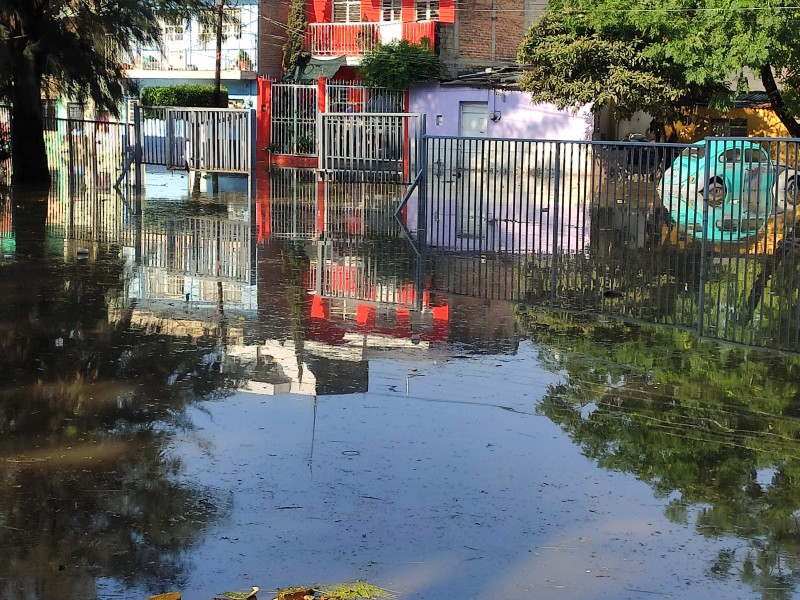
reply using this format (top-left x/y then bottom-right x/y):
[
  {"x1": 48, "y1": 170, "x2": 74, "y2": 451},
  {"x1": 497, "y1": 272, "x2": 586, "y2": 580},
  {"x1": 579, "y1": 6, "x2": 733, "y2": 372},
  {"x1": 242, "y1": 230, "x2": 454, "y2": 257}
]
[{"x1": 315, "y1": 580, "x2": 392, "y2": 599}]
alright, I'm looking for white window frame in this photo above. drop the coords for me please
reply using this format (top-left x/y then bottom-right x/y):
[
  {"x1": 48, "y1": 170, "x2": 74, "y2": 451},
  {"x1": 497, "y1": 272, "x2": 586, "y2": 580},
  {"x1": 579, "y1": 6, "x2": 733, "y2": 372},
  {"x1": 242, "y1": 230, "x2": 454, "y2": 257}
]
[
  {"x1": 415, "y1": 0, "x2": 439, "y2": 20},
  {"x1": 381, "y1": 0, "x2": 402, "y2": 22},
  {"x1": 333, "y1": 0, "x2": 361, "y2": 23}
]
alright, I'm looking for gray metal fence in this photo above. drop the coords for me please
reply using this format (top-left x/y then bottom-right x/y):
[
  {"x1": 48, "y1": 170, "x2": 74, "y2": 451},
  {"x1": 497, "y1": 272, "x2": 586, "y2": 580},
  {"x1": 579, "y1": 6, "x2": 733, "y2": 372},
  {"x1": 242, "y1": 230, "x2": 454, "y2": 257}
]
[
  {"x1": 0, "y1": 105, "x2": 9, "y2": 186},
  {"x1": 325, "y1": 83, "x2": 405, "y2": 113},
  {"x1": 421, "y1": 135, "x2": 800, "y2": 353},
  {"x1": 319, "y1": 112, "x2": 421, "y2": 183},
  {"x1": 268, "y1": 82, "x2": 405, "y2": 158},
  {"x1": 43, "y1": 116, "x2": 135, "y2": 193},
  {"x1": 138, "y1": 106, "x2": 252, "y2": 173}
]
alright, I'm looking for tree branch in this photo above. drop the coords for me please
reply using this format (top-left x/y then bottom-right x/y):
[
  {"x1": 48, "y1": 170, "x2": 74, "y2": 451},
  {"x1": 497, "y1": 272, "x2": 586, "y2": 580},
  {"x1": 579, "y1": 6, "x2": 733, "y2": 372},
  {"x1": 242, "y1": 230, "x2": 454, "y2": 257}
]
[{"x1": 761, "y1": 64, "x2": 800, "y2": 138}]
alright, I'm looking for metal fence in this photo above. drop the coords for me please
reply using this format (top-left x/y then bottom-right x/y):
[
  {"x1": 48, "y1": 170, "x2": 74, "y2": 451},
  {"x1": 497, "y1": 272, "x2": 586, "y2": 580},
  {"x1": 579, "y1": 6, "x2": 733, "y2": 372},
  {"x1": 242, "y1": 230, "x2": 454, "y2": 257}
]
[
  {"x1": 268, "y1": 82, "x2": 404, "y2": 157},
  {"x1": 0, "y1": 105, "x2": 9, "y2": 186},
  {"x1": 325, "y1": 83, "x2": 405, "y2": 114},
  {"x1": 421, "y1": 135, "x2": 800, "y2": 353},
  {"x1": 319, "y1": 112, "x2": 421, "y2": 183},
  {"x1": 138, "y1": 106, "x2": 252, "y2": 173},
  {"x1": 42, "y1": 116, "x2": 135, "y2": 193},
  {"x1": 270, "y1": 83, "x2": 318, "y2": 155}
]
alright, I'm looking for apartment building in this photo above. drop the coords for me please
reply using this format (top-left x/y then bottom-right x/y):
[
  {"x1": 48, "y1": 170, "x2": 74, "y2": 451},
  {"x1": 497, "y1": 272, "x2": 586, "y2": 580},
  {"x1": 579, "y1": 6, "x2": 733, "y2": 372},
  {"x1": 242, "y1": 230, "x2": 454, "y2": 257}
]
[{"x1": 125, "y1": 0, "x2": 261, "y2": 107}]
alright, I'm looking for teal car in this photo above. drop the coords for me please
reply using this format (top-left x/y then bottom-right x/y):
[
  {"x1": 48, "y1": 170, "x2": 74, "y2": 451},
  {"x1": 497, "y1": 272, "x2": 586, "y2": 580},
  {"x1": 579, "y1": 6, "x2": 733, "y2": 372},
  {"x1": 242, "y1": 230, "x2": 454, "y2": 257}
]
[{"x1": 658, "y1": 139, "x2": 797, "y2": 243}]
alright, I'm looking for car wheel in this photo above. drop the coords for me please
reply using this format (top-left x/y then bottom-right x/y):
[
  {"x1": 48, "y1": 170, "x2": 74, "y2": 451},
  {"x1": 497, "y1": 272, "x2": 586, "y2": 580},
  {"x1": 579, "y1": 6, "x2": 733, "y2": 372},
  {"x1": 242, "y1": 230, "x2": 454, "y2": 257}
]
[
  {"x1": 783, "y1": 177, "x2": 799, "y2": 206},
  {"x1": 706, "y1": 181, "x2": 726, "y2": 207}
]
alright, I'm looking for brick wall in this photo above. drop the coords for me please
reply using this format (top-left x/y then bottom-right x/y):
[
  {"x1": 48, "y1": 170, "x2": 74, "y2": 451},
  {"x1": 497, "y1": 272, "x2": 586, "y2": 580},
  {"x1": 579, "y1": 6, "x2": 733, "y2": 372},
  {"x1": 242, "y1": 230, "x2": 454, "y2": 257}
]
[
  {"x1": 438, "y1": 0, "x2": 543, "y2": 76},
  {"x1": 259, "y1": 0, "x2": 291, "y2": 78}
]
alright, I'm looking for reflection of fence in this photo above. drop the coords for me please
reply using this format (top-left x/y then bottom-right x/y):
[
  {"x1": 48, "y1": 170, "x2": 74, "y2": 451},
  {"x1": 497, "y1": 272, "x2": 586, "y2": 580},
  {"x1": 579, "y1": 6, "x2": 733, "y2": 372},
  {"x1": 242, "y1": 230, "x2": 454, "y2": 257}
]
[
  {"x1": 268, "y1": 168, "x2": 318, "y2": 238},
  {"x1": 139, "y1": 216, "x2": 252, "y2": 283},
  {"x1": 310, "y1": 237, "x2": 418, "y2": 303},
  {"x1": 0, "y1": 104, "x2": 9, "y2": 186},
  {"x1": 325, "y1": 180, "x2": 407, "y2": 237},
  {"x1": 421, "y1": 135, "x2": 800, "y2": 353}
]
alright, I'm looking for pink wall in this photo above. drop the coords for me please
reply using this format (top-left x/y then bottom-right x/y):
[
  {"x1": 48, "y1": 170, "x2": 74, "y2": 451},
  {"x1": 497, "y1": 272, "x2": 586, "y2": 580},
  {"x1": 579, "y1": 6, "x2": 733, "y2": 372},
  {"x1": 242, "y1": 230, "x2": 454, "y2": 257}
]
[{"x1": 409, "y1": 83, "x2": 594, "y2": 140}]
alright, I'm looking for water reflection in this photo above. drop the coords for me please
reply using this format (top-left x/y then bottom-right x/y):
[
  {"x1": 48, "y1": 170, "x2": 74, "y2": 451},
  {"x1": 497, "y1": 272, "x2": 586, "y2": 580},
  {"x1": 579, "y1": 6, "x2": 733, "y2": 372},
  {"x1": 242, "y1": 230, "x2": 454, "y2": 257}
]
[
  {"x1": 517, "y1": 307, "x2": 800, "y2": 597},
  {"x1": 5, "y1": 177, "x2": 800, "y2": 598},
  {"x1": 0, "y1": 192, "x2": 239, "y2": 598}
]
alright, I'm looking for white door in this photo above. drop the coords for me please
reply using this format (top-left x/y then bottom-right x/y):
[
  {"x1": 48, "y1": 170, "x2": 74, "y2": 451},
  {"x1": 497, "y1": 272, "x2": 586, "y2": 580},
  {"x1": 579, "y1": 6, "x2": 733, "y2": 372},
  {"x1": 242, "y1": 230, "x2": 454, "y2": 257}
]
[{"x1": 457, "y1": 102, "x2": 489, "y2": 239}]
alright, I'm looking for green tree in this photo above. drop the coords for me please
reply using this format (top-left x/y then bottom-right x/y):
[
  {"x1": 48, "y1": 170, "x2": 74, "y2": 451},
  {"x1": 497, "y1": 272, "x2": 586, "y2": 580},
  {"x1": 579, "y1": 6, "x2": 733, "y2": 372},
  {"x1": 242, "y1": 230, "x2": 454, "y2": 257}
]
[
  {"x1": 516, "y1": 0, "x2": 800, "y2": 136},
  {"x1": 358, "y1": 39, "x2": 439, "y2": 91},
  {"x1": 0, "y1": 0, "x2": 207, "y2": 189}
]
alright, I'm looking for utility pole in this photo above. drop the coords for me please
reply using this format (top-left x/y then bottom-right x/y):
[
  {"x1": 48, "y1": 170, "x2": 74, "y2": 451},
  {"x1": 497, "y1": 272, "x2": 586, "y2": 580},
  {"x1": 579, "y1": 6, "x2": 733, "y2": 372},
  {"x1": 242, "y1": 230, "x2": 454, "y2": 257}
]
[{"x1": 213, "y1": 0, "x2": 225, "y2": 107}]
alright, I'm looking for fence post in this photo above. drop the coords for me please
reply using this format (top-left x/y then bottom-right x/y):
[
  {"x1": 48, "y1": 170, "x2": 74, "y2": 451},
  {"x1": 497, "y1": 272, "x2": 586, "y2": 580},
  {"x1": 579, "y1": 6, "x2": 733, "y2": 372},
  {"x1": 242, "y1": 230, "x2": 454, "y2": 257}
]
[
  {"x1": 416, "y1": 114, "x2": 428, "y2": 310},
  {"x1": 550, "y1": 142, "x2": 561, "y2": 305},
  {"x1": 697, "y1": 136, "x2": 711, "y2": 336},
  {"x1": 249, "y1": 108, "x2": 256, "y2": 188},
  {"x1": 133, "y1": 103, "x2": 143, "y2": 194}
]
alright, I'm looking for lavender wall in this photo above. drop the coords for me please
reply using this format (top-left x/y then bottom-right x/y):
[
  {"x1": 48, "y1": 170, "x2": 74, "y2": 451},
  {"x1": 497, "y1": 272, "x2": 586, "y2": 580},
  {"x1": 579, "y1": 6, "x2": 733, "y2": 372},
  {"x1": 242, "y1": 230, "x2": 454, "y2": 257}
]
[{"x1": 409, "y1": 83, "x2": 594, "y2": 140}]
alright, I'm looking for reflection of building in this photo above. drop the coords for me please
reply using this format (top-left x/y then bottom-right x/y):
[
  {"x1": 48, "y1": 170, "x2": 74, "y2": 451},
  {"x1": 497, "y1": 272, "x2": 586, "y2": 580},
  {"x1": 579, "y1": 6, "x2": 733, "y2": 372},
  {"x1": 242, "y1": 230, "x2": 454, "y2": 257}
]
[{"x1": 124, "y1": 201, "x2": 257, "y2": 315}]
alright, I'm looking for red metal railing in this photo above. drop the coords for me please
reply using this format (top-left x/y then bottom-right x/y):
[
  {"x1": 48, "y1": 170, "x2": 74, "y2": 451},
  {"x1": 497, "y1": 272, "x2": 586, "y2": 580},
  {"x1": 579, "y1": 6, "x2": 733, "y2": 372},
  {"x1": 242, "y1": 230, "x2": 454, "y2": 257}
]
[{"x1": 306, "y1": 21, "x2": 436, "y2": 57}]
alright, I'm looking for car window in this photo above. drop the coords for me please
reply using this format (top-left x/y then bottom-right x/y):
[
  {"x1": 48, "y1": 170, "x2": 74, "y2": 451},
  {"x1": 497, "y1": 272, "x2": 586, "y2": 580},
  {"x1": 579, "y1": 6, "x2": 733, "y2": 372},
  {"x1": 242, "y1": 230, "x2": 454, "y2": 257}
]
[
  {"x1": 680, "y1": 147, "x2": 705, "y2": 160},
  {"x1": 742, "y1": 149, "x2": 767, "y2": 163},
  {"x1": 720, "y1": 149, "x2": 742, "y2": 163}
]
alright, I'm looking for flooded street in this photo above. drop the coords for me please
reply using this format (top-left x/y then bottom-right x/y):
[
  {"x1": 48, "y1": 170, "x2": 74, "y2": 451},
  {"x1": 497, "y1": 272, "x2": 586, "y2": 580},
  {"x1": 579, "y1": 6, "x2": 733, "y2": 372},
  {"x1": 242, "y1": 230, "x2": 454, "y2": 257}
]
[{"x1": 2, "y1": 175, "x2": 800, "y2": 600}]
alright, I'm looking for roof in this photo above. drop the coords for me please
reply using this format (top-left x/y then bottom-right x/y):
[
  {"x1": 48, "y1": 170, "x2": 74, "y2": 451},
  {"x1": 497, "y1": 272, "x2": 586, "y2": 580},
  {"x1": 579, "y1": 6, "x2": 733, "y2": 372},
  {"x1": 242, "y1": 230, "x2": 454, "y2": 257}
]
[{"x1": 734, "y1": 92, "x2": 771, "y2": 108}]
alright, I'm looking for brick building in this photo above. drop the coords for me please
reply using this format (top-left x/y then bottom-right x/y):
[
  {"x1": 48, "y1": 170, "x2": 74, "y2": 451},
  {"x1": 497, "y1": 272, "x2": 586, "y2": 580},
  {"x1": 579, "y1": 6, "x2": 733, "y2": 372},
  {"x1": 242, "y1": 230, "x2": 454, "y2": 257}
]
[{"x1": 257, "y1": 0, "x2": 544, "y2": 79}]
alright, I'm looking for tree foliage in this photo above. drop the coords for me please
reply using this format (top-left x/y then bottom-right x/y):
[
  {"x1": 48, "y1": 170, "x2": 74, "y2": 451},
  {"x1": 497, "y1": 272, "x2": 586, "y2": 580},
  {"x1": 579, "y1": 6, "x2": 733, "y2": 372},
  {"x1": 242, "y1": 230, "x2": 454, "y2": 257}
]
[
  {"x1": 515, "y1": 307, "x2": 800, "y2": 596},
  {"x1": 358, "y1": 39, "x2": 439, "y2": 91},
  {"x1": 0, "y1": 0, "x2": 209, "y2": 188},
  {"x1": 142, "y1": 84, "x2": 228, "y2": 107},
  {"x1": 517, "y1": 0, "x2": 800, "y2": 135}
]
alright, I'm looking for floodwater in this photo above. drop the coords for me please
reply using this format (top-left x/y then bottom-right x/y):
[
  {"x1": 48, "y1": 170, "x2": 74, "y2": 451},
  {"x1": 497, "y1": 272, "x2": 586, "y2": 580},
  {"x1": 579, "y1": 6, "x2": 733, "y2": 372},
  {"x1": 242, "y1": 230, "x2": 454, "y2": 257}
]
[{"x1": 3, "y1": 174, "x2": 800, "y2": 600}]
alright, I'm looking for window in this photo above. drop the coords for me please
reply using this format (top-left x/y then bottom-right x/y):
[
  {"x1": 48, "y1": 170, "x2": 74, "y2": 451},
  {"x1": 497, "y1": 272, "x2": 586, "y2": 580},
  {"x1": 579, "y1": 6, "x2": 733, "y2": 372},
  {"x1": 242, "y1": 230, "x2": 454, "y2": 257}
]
[
  {"x1": 198, "y1": 8, "x2": 242, "y2": 47},
  {"x1": 711, "y1": 118, "x2": 748, "y2": 137},
  {"x1": 381, "y1": 0, "x2": 401, "y2": 21},
  {"x1": 333, "y1": 0, "x2": 361, "y2": 22},
  {"x1": 164, "y1": 19, "x2": 184, "y2": 43},
  {"x1": 415, "y1": 0, "x2": 439, "y2": 20}
]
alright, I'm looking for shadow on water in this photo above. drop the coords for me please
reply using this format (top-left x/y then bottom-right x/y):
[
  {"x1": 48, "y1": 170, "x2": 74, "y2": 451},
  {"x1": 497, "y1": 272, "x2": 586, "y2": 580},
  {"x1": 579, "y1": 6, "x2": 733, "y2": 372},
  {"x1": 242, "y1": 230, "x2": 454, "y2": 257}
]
[{"x1": 0, "y1": 191, "x2": 244, "y2": 598}]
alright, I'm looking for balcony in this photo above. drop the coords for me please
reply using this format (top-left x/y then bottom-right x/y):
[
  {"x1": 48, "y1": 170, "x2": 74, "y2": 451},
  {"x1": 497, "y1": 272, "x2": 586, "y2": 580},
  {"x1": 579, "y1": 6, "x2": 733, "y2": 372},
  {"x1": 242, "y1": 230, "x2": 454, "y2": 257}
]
[
  {"x1": 305, "y1": 21, "x2": 436, "y2": 58},
  {"x1": 124, "y1": 47, "x2": 258, "y2": 78}
]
